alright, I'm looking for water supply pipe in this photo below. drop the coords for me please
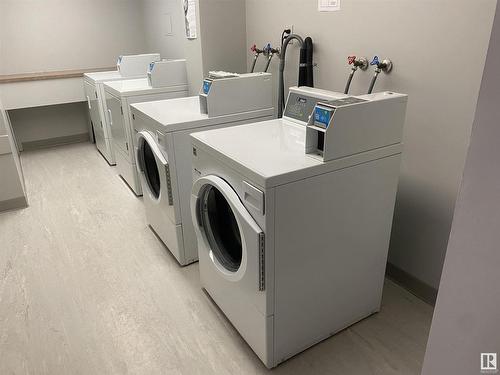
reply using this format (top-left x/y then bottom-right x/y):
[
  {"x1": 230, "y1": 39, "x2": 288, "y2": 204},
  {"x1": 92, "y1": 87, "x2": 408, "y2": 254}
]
[
  {"x1": 263, "y1": 43, "x2": 279, "y2": 73},
  {"x1": 367, "y1": 56, "x2": 393, "y2": 94},
  {"x1": 344, "y1": 56, "x2": 368, "y2": 94},
  {"x1": 250, "y1": 44, "x2": 263, "y2": 73}
]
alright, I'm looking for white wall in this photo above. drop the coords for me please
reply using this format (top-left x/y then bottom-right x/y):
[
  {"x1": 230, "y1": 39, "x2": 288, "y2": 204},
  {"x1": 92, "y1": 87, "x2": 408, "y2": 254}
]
[
  {"x1": 0, "y1": 0, "x2": 148, "y2": 75},
  {"x1": 142, "y1": 0, "x2": 186, "y2": 60},
  {"x1": 198, "y1": 0, "x2": 247, "y2": 74},
  {"x1": 422, "y1": 2, "x2": 500, "y2": 373},
  {"x1": 0, "y1": 0, "x2": 150, "y2": 147},
  {"x1": 183, "y1": 0, "x2": 205, "y2": 95},
  {"x1": 245, "y1": 0, "x2": 497, "y2": 292},
  {"x1": 183, "y1": 0, "x2": 247, "y2": 95}
]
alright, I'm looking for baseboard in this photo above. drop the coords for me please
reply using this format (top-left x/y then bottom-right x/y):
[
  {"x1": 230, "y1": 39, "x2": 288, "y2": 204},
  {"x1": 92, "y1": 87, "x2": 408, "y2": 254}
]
[
  {"x1": 21, "y1": 133, "x2": 90, "y2": 151},
  {"x1": 385, "y1": 262, "x2": 438, "y2": 306},
  {"x1": 0, "y1": 196, "x2": 28, "y2": 213}
]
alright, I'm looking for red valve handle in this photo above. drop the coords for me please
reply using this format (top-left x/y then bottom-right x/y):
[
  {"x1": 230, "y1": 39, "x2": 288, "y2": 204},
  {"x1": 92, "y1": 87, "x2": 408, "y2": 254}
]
[
  {"x1": 250, "y1": 44, "x2": 257, "y2": 52},
  {"x1": 348, "y1": 56, "x2": 357, "y2": 65}
]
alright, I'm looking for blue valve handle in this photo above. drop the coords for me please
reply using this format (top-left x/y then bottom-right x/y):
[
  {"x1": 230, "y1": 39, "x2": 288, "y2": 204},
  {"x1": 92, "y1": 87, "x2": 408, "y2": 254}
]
[{"x1": 370, "y1": 56, "x2": 380, "y2": 66}]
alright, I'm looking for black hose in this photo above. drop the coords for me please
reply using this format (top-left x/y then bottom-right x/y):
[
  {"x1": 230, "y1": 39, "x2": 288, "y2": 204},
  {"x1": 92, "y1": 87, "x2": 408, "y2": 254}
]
[
  {"x1": 298, "y1": 37, "x2": 314, "y2": 87},
  {"x1": 278, "y1": 34, "x2": 304, "y2": 118},
  {"x1": 305, "y1": 37, "x2": 314, "y2": 87},
  {"x1": 298, "y1": 46, "x2": 307, "y2": 86}
]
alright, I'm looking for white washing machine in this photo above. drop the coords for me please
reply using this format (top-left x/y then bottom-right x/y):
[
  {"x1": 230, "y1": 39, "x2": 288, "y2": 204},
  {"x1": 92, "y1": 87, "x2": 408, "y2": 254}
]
[
  {"x1": 190, "y1": 87, "x2": 408, "y2": 368},
  {"x1": 104, "y1": 59, "x2": 188, "y2": 195},
  {"x1": 131, "y1": 72, "x2": 274, "y2": 265},
  {"x1": 83, "y1": 53, "x2": 161, "y2": 165}
]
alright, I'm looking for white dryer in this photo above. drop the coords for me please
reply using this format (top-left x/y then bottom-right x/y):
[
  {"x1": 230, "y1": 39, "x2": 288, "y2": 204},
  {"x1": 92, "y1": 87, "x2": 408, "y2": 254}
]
[
  {"x1": 190, "y1": 87, "x2": 408, "y2": 368},
  {"x1": 104, "y1": 59, "x2": 188, "y2": 195},
  {"x1": 131, "y1": 72, "x2": 274, "y2": 265},
  {"x1": 83, "y1": 53, "x2": 161, "y2": 165}
]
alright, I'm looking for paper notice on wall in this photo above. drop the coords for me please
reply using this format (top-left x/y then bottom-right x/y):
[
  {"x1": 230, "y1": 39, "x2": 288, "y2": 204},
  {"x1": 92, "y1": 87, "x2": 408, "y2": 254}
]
[
  {"x1": 318, "y1": 0, "x2": 341, "y2": 12},
  {"x1": 183, "y1": 0, "x2": 197, "y2": 39}
]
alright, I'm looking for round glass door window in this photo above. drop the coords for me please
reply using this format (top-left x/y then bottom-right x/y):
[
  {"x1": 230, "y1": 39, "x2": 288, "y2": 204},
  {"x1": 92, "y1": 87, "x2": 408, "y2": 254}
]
[
  {"x1": 199, "y1": 185, "x2": 242, "y2": 272},
  {"x1": 142, "y1": 140, "x2": 161, "y2": 199}
]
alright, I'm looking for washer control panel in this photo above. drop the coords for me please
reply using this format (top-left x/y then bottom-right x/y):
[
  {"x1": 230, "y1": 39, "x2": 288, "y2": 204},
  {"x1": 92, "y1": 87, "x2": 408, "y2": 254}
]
[{"x1": 283, "y1": 93, "x2": 321, "y2": 123}]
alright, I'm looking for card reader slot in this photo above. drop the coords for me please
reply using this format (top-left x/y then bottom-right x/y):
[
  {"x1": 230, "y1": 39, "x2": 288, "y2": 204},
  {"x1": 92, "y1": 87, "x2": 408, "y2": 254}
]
[{"x1": 317, "y1": 132, "x2": 325, "y2": 152}]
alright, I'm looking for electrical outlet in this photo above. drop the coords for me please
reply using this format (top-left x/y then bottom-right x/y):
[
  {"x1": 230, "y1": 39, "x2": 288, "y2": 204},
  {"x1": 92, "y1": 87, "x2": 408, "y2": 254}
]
[{"x1": 281, "y1": 25, "x2": 294, "y2": 45}]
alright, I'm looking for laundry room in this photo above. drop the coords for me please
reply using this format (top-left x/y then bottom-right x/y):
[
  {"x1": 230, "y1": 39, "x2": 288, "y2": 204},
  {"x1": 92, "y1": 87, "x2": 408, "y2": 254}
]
[{"x1": 0, "y1": 1, "x2": 499, "y2": 374}]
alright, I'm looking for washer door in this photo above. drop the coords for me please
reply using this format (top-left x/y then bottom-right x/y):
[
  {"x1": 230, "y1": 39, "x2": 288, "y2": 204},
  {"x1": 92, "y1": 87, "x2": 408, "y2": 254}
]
[
  {"x1": 191, "y1": 175, "x2": 265, "y2": 290},
  {"x1": 136, "y1": 131, "x2": 175, "y2": 222}
]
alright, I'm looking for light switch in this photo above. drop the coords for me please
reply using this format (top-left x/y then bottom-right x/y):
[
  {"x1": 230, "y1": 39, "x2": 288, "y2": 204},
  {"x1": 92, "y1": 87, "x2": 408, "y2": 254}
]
[
  {"x1": 318, "y1": 0, "x2": 341, "y2": 12},
  {"x1": 163, "y1": 13, "x2": 173, "y2": 36}
]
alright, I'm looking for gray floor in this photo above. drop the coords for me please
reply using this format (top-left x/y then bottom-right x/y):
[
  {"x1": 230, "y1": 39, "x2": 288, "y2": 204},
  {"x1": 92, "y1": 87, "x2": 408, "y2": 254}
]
[{"x1": 0, "y1": 142, "x2": 433, "y2": 374}]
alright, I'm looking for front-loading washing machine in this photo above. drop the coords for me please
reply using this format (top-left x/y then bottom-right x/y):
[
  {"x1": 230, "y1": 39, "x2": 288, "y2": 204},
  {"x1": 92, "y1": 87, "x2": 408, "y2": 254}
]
[
  {"x1": 189, "y1": 87, "x2": 408, "y2": 368},
  {"x1": 104, "y1": 59, "x2": 188, "y2": 195},
  {"x1": 131, "y1": 72, "x2": 274, "y2": 265},
  {"x1": 83, "y1": 53, "x2": 161, "y2": 165}
]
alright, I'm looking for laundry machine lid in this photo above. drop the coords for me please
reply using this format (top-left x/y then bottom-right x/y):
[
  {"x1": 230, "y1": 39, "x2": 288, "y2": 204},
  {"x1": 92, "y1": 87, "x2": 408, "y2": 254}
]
[
  {"x1": 104, "y1": 78, "x2": 188, "y2": 97},
  {"x1": 84, "y1": 70, "x2": 122, "y2": 83}
]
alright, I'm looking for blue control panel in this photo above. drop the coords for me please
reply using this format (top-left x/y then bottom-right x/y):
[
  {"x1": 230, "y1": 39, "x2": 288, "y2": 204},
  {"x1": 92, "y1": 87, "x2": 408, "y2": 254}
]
[
  {"x1": 314, "y1": 106, "x2": 334, "y2": 128},
  {"x1": 202, "y1": 80, "x2": 212, "y2": 95}
]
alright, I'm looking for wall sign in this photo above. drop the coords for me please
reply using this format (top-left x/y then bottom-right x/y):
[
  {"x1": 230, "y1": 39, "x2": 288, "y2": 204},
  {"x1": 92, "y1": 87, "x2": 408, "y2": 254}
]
[{"x1": 184, "y1": 0, "x2": 197, "y2": 39}]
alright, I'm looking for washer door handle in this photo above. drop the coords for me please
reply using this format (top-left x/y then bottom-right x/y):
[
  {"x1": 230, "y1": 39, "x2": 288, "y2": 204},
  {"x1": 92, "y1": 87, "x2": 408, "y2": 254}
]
[
  {"x1": 135, "y1": 144, "x2": 144, "y2": 173},
  {"x1": 107, "y1": 109, "x2": 113, "y2": 126},
  {"x1": 243, "y1": 181, "x2": 265, "y2": 214}
]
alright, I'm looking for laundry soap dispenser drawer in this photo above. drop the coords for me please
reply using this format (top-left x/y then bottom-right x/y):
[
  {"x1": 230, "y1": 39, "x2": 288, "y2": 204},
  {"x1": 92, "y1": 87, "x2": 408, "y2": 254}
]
[{"x1": 243, "y1": 181, "x2": 264, "y2": 215}]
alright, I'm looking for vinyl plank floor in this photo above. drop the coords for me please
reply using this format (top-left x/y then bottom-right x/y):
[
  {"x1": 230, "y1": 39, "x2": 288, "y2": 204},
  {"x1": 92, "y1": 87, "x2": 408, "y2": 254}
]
[{"x1": 0, "y1": 142, "x2": 433, "y2": 374}]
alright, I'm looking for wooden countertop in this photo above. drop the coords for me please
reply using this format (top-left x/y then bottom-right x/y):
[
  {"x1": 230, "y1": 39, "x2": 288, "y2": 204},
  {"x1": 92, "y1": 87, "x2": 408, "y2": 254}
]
[{"x1": 0, "y1": 67, "x2": 116, "y2": 84}]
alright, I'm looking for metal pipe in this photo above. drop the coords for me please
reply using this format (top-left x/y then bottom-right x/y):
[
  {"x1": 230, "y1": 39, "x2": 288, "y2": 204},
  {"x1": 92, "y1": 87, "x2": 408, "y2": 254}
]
[
  {"x1": 345, "y1": 56, "x2": 368, "y2": 94},
  {"x1": 278, "y1": 34, "x2": 304, "y2": 118},
  {"x1": 367, "y1": 56, "x2": 393, "y2": 94},
  {"x1": 250, "y1": 54, "x2": 259, "y2": 73},
  {"x1": 367, "y1": 70, "x2": 380, "y2": 94},
  {"x1": 249, "y1": 44, "x2": 263, "y2": 73},
  {"x1": 344, "y1": 69, "x2": 356, "y2": 94},
  {"x1": 264, "y1": 53, "x2": 274, "y2": 72}
]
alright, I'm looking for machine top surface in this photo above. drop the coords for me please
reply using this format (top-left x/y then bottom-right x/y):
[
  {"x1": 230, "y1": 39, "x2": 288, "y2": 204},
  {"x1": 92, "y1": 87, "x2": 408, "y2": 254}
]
[
  {"x1": 191, "y1": 119, "x2": 402, "y2": 189},
  {"x1": 191, "y1": 90, "x2": 406, "y2": 189},
  {"x1": 131, "y1": 96, "x2": 274, "y2": 133},
  {"x1": 104, "y1": 78, "x2": 188, "y2": 97}
]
